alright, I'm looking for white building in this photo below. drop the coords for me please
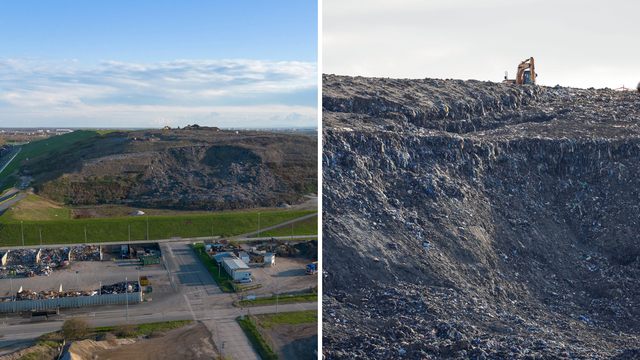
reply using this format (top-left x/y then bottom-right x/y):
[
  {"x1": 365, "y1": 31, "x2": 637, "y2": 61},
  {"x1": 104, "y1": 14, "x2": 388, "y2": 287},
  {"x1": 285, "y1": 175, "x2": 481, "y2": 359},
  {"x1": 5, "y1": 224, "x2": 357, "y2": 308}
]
[{"x1": 222, "y1": 258, "x2": 252, "y2": 281}]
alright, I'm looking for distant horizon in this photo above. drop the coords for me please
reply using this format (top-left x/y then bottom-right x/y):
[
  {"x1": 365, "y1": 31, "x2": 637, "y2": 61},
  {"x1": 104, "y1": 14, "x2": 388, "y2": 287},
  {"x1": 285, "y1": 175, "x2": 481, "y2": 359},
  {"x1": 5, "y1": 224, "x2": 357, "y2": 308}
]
[{"x1": 0, "y1": 126, "x2": 318, "y2": 130}]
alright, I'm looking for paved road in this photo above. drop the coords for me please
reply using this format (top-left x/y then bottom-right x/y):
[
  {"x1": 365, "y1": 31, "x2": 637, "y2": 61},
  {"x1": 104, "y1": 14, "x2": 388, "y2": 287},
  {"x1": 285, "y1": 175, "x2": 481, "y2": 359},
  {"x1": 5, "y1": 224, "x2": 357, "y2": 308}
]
[
  {"x1": 0, "y1": 189, "x2": 27, "y2": 215},
  {"x1": 0, "y1": 240, "x2": 318, "y2": 359}
]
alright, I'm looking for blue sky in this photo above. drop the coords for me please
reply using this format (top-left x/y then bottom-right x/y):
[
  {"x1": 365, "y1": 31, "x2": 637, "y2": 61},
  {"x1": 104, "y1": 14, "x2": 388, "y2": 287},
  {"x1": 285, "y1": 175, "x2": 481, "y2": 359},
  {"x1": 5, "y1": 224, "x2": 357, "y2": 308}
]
[{"x1": 0, "y1": 1, "x2": 318, "y2": 128}]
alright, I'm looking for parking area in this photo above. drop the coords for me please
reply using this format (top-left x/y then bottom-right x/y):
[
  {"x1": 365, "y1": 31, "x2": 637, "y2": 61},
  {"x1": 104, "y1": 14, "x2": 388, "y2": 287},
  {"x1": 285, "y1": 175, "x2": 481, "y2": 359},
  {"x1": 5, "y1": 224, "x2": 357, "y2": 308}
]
[
  {"x1": 0, "y1": 258, "x2": 170, "y2": 300},
  {"x1": 241, "y1": 256, "x2": 318, "y2": 296}
]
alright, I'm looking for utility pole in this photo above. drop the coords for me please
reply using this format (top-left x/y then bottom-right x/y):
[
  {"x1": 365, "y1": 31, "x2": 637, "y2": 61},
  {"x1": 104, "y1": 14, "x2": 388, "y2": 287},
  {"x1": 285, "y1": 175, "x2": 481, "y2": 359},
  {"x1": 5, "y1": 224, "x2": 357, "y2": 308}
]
[
  {"x1": 21, "y1": 221, "x2": 24, "y2": 248},
  {"x1": 128, "y1": 224, "x2": 131, "y2": 245},
  {"x1": 39, "y1": 227, "x2": 42, "y2": 246},
  {"x1": 291, "y1": 223, "x2": 294, "y2": 240},
  {"x1": 276, "y1": 268, "x2": 280, "y2": 314},
  {"x1": 84, "y1": 226, "x2": 87, "y2": 244},
  {"x1": 126, "y1": 277, "x2": 129, "y2": 323},
  {"x1": 258, "y1": 213, "x2": 260, "y2": 239},
  {"x1": 146, "y1": 217, "x2": 149, "y2": 241}
]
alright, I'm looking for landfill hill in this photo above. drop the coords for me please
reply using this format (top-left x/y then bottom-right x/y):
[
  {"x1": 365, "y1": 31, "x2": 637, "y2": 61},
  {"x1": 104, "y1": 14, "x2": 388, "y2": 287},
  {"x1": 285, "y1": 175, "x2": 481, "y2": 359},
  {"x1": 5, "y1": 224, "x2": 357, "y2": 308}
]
[
  {"x1": 322, "y1": 74, "x2": 640, "y2": 359},
  {"x1": 23, "y1": 129, "x2": 316, "y2": 211}
]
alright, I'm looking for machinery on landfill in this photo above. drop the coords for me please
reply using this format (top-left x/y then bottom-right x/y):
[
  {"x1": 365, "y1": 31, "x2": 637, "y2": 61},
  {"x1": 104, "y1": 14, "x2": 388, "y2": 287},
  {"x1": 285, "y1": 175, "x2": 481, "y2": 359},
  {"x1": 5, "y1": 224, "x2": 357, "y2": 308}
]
[
  {"x1": 503, "y1": 57, "x2": 536, "y2": 85},
  {"x1": 306, "y1": 261, "x2": 319, "y2": 275}
]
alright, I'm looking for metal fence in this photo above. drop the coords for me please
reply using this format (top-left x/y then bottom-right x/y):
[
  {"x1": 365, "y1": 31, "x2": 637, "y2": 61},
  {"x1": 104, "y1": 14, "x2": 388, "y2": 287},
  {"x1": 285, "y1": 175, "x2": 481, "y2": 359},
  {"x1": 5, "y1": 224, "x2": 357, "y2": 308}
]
[
  {"x1": 248, "y1": 314, "x2": 282, "y2": 359},
  {"x1": 163, "y1": 254, "x2": 177, "y2": 292},
  {"x1": 0, "y1": 290, "x2": 142, "y2": 312}
]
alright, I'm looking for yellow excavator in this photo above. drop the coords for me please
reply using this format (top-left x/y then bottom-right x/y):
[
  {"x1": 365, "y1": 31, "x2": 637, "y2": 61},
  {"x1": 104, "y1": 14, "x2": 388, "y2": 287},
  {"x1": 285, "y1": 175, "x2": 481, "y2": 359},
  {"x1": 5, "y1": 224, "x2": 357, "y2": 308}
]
[{"x1": 503, "y1": 57, "x2": 536, "y2": 85}]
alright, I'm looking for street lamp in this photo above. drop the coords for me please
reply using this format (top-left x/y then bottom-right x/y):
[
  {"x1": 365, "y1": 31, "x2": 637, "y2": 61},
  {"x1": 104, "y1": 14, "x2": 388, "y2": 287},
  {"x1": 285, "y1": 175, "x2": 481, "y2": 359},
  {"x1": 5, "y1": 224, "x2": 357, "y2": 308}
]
[
  {"x1": 125, "y1": 277, "x2": 129, "y2": 323},
  {"x1": 276, "y1": 268, "x2": 280, "y2": 314},
  {"x1": 128, "y1": 224, "x2": 131, "y2": 245},
  {"x1": 146, "y1": 217, "x2": 149, "y2": 241},
  {"x1": 39, "y1": 227, "x2": 42, "y2": 246},
  {"x1": 84, "y1": 226, "x2": 87, "y2": 244},
  {"x1": 21, "y1": 221, "x2": 24, "y2": 247},
  {"x1": 258, "y1": 212, "x2": 260, "y2": 239}
]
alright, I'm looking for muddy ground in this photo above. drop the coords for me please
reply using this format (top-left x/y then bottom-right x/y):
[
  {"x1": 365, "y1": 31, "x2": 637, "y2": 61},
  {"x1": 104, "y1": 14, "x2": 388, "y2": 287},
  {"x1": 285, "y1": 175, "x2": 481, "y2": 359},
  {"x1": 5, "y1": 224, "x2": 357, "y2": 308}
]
[
  {"x1": 267, "y1": 322, "x2": 318, "y2": 360},
  {"x1": 77, "y1": 322, "x2": 216, "y2": 360},
  {"x1": 322, "y1": 74, "x2": 640, "y2": 359}
]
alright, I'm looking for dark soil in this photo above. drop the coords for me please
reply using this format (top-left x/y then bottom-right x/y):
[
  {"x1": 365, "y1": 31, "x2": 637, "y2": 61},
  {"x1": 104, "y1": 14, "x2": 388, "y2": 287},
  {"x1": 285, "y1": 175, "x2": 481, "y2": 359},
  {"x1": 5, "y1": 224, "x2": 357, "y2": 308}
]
[
  {"x1": 26, "y1": 129, "x2": 316, "y2": 211},
  {"x1": 322, "y1": 74, "x2": 640, "y2": 359}
]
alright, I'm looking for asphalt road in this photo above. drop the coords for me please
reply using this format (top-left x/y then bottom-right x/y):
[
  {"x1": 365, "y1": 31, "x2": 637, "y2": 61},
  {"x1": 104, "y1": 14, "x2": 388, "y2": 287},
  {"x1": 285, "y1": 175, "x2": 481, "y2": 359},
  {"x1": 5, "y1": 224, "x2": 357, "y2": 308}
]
[{"x1": 0, "y1": 189, "x2": 27, "y2": 215}]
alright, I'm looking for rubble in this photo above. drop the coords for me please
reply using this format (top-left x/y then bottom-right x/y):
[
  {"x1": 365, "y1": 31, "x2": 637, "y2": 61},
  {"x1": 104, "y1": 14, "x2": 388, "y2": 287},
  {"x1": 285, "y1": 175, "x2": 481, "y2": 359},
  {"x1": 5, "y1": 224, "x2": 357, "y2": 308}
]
[
  {"x1": 12, "y1": 281, "x2": 138, "y2": 301},
  {"x1": 322, "y1": 75, "x2": 640, "y2": 358},
  {"x1": 6, "y1": 249, "x2": 37, "y2": 265},
  {"x1": 71, "y1": 245, "x2": 100, "y2": 261}
]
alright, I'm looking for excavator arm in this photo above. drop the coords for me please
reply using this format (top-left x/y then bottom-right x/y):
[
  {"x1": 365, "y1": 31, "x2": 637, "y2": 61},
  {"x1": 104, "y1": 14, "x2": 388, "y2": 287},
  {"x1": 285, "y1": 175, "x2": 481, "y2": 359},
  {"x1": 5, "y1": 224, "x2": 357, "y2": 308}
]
[{"x1": 504, "y1": 57, "x2": 536, "y2": 85}]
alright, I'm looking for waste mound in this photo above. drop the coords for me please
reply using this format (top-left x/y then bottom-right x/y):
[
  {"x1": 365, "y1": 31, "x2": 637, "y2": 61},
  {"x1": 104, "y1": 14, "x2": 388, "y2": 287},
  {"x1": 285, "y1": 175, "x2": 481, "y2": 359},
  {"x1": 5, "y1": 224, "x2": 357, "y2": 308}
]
[{"x1": 322, "y1": 74, "x2": 640, "y2": 358}]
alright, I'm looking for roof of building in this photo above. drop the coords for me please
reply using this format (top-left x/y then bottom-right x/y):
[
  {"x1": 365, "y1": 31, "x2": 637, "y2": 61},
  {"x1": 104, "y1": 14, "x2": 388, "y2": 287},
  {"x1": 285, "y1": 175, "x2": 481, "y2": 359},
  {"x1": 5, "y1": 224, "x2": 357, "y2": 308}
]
[
  {"x1": 237, "y1": 251, "x2": 249, "y2": 257},
  {"x1": 223, "y1": 258, "x2": 250, "y2": 270},
  {"x1": 212, "y1": 252, "x2": 235, "y2": 262}
]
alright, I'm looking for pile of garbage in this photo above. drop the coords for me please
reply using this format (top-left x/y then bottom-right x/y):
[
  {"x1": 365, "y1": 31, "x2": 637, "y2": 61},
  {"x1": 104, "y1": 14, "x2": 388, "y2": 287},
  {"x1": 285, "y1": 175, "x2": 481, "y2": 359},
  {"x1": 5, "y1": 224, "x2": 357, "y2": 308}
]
[
  {"x1": 15, "y1": 289, "x2": 98, "y2": 301},
  {"x1": 70, "y1": 245, "x2": 100, "y2": 261},
  {"x1": 322, "y1": 75, "x2": 640, "y2": 358},
  {"x1": 100, "y1": 281, "x2": 139, "y2": 295},
  {"x1": 40, "y1": 247, "x2": 69, "y2": 265},
  {"x1": 7, "y1": 249, "x2": 38, "y2": 265},
  {"x1": 323, "y1": 283, "x2": 640, "y2": 359}
]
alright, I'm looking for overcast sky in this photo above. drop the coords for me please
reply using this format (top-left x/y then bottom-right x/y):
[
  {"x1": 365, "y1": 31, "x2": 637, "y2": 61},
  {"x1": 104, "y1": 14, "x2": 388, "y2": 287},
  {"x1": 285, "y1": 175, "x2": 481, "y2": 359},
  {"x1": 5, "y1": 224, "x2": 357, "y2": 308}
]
[
  {"x1": 324, "y1": 0, "x2": 640, "y2": 89},
  {"x1": 0, "y1": 1, "x2": 318, "y2": 128}
]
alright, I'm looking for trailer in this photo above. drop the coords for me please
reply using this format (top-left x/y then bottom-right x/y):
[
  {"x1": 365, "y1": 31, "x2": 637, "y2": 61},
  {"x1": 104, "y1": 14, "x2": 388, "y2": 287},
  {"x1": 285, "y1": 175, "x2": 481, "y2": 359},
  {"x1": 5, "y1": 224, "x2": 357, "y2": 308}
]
[{"x1": 306, "y1": 261, "x2": 319, "y2": 275}]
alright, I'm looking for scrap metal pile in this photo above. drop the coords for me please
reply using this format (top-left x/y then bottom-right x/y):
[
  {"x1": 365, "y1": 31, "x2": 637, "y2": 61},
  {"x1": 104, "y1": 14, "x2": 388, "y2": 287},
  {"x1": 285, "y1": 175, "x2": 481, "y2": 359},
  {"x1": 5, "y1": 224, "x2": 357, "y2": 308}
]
[
  {"x1": 12, "y1": 281, "x2": 138, "y2": 301},
  {"x1": 322, "y1": 75, "x2": 640, "y2": 358},
  {"x1": 71, "y1": 245, "x2": 100, "y2": 261},
  {"x1": 6, "y1": 249, "x2": 37, "y2": 265},
  {"x1": 100, "y1": 281, "x2": 140, "y2": 295},
  {"x1": 15, "y1": 289, "x2": 98, "y2": 301}
]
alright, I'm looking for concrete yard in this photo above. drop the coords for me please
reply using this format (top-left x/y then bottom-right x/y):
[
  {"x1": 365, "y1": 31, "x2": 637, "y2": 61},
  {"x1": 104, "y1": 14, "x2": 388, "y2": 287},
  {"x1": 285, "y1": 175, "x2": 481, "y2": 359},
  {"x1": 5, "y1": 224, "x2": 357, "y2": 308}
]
[
  {"x1": 247, "y1": 257, "x2": 318, "y2": 296},
  {"x1": 0, "y1": 256, "x2": 170, "y2": 300}
]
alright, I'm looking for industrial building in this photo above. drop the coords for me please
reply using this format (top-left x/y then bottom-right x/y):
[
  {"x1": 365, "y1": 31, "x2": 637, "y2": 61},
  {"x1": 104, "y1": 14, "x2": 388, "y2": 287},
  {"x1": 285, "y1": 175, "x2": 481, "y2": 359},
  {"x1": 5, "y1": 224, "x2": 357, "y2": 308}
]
[{"x1": 222, "y1": 258, "x2": 252, "y2": 281}]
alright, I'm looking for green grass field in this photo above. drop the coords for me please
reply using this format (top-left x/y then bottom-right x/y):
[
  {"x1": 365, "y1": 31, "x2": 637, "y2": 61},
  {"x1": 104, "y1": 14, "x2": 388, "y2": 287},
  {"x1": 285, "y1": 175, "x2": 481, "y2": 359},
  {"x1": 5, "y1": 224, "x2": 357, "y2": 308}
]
[
  {"x1": 250, "y1": 214, "x2": 317, "y2": 238},
  {"x1": 0, "y1": 130, "x2": 115, "y2": 181},
  {"x1": 1, "y1": 194, "x2": 72, "y2": 221},
  {"x1": 255, "y1": 310, "x2": 318, "y2": 328},
  {"x1": 237, "y1": 293, "x2": 318, "y2": 307},
  {"x1": 0, "y1": 209, "x2": 316, "y2": 247}
]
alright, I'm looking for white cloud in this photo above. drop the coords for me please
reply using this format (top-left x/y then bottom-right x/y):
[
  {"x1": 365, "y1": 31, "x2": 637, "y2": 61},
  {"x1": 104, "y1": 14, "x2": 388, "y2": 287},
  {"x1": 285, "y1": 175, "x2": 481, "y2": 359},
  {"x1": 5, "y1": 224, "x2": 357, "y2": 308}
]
[{"x1": 0, "y1": 58, "x2": 318, "y2": 128}]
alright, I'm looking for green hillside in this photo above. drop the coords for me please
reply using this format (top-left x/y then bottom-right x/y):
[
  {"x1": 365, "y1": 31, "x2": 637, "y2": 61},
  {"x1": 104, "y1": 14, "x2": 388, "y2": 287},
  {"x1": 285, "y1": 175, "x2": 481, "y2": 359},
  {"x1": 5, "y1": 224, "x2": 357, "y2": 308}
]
[{"x1": 0, "y1": 130, "x2": 115, "y2": 180}]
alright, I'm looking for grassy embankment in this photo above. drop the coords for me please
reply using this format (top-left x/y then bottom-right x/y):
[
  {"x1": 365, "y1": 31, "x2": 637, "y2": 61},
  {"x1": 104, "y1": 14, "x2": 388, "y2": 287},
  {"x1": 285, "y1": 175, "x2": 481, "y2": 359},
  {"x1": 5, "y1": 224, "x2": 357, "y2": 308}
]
[
  {"x1": 250, "y1": 214, "x2": 317, "y2": 238},
  {"x1": 0, "y1": 209, "x2": 317, "y2": 247},
  {"x1": 237, "y1": 310, "x2": 317, "y2": 360},
  {"x1": 236, "y1": 293, "x2": 317, "y2": 307},
  {"x1": 0, "y1": 130, "x2": 114, "y2": 181}
]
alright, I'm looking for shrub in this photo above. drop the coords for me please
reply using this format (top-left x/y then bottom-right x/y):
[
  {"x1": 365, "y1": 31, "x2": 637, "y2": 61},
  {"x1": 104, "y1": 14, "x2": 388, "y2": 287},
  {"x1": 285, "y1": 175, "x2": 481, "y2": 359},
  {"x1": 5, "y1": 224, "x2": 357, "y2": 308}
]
[
  {"x1": 114, "y1": 323, "x2": 139, "y2": 338},
  {"x1": 61, "y1": 317, "x2": 90, "y2": 339}
]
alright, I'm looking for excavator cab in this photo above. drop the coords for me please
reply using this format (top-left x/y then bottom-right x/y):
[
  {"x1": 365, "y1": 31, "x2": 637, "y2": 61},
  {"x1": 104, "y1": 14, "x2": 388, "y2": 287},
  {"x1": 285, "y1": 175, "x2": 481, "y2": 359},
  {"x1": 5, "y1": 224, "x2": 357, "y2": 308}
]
[{"x1": 503, "y1": 57, "x2": 536, "y2": 85}]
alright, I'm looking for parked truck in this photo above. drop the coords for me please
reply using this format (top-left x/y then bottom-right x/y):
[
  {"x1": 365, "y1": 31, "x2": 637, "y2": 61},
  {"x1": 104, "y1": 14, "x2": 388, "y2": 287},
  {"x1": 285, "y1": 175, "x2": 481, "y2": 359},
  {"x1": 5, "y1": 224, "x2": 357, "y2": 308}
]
[{"x1": 306, "y1": 261, "x2": 319, "y2": 275}]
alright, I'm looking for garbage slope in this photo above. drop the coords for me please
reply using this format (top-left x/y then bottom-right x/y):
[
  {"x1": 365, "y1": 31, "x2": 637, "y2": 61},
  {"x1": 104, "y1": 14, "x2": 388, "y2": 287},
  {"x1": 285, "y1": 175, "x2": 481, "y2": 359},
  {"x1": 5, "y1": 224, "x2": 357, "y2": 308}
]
[{"x1": 322, "y1": 74, "x2": 640, "y2": 359}]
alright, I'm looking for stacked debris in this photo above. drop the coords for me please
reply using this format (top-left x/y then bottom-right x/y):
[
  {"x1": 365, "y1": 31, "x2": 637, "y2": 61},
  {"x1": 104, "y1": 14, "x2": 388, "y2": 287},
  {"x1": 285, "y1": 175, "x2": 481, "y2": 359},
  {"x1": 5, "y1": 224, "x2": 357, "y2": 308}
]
[
  {"x1": 16, "y1": 289, "x2": 98, "y2": 301},
  {"x1": 323, "y1": 283, "x2": 640, "y2": 359},
  {"x1": 322, "y1": 75, "x2": 640, "y2": 358},
  {"x1": 7, "y1": 249, "x2": 38, "y2": 265},
  {"x1": 70, "y1": 245, "x2": 100, "y2": 261},
  {"x1": 100, "y1": 281, "x2": 140, "y2": 295},
  {"x1": 39, "y1": 247, "x2": 69, "y2": 265}
]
